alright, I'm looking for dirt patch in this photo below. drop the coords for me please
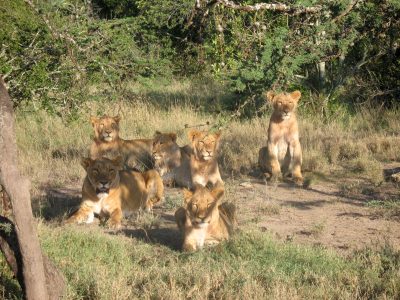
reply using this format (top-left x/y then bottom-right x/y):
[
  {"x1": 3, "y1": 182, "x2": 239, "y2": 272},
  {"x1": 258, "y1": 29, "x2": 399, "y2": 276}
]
[{"x1": 230, "y1": 180, "x2": 400, "y2": 253}]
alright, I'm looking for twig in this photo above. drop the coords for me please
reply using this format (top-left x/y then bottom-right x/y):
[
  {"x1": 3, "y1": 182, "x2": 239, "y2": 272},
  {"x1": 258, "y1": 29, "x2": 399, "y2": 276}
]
[{"x1": 215, "y1": 0, "x2": 323, "y2": 15}]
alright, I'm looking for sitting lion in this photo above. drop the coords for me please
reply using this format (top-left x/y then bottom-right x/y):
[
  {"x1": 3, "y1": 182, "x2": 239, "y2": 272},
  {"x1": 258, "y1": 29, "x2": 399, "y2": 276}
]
[
  {"x1": 89, "y1": 115, "x2": 153, "y2": 171},
  {"x1": 258, "y1": 90, "x2": 303, "y2": 184},
  {"x1": 174, "y1": 184, "x2": 236, "y2": 251},
  {"x1": 152, "y1": 129, "x2": 223, "y2": 188},
  {"x1": 66, "y1": 156, "x2": 164, "y2": 228}
]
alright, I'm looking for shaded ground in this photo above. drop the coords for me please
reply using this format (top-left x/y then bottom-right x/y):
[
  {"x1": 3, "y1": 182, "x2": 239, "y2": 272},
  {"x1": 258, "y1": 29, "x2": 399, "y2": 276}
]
[{"x1": 38, "y1": 174, "x2": 400, "y2": 254}]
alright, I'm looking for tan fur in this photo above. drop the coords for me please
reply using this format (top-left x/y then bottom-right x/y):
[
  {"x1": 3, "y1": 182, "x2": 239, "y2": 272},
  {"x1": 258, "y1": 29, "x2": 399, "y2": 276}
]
[
  {"x1": 142, "y1": 169, "x2": 164, "y2": 211},
  {"x1": 187, "y1": 129, "x2": 223, "y2": 187},
  {"x1": 175, "y1": 184, "x2": 236, "y2": 251},
  {"x1": 89, "y1": 115, "x2": 153, "y2": 171},
  {"x1": 151, "y1": 131, "x2": 192, "y2": 187},
  {"x1": 66, "y1": 157, "x2": 163, "y2": 228},
  {"x1": 152, "y1": 130, "x2": 224, "y2": 188},
  {"x1": 259, "y1": 90, "x2": 303, "y2": 184}
]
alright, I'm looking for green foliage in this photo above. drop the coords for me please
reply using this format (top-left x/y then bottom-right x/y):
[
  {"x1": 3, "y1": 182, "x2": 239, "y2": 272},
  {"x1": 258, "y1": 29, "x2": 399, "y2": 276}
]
[{"x1": 1, "y1": 0, "x2": 399, "y2": 116}]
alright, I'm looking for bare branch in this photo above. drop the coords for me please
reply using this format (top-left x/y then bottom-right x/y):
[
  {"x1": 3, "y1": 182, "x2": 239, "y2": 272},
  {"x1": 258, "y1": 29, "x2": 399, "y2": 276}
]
[
  {"x1": 215, "y1": 0, "x2": 323, "y2": 14},
  {"x1": 333, "y1": 0, "x2": 360, "y2": 22}
]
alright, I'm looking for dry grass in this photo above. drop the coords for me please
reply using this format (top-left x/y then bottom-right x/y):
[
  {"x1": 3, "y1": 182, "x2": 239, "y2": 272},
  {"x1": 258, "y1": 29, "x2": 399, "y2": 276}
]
[{"x1": 15, "y1": 97, "x2": 400, "y2": 196}]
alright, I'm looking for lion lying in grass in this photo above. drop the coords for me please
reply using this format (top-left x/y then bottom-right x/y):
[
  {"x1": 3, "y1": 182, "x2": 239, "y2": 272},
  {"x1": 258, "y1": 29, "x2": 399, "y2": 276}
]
[
  {"x1": 66, "y1": 156, "x2": 163, "y2": 228},
  {"x1": 259, "y1": 90, "x2": 303, "y2": 184},
  {"x1": 152, "y1": 129, "x2": 223, "y2": 188},
  {"x1": 90, "y1": 115, "x2": 153, "y2": 171},
  {"x1": 175, "y1": 184, "x2": 236, "y2": 251}
]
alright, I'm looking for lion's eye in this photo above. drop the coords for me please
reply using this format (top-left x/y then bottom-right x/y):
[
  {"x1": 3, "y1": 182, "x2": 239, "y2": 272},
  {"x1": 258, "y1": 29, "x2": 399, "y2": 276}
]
[
  {"x1": 278, "y1": 101, "x2": 282, "y2": 105},
  {"x1": 92, "y1": 169, "x2": 99, "y2": 175},
  {"x1": 289, "y1": 101, "x2": 293, "y2": 105},
  {"x1": 207, "y1": 203, "x2": 212, "y2": 208},
  {"x1": 199, "y1": 141, "x2": 204, "y2": 145},
  {"x1": 192, "y1": 204, "x2": 198, "y2": 211},
  {"x1": 111, "y1": 123, "x2": 117, "y2": 129},
  {"x1": 100, "y1": 124, "x2": 104, "y2": 128},
  {"x1": 109, "y1": 169, "x2": 115, "y2": 175}
]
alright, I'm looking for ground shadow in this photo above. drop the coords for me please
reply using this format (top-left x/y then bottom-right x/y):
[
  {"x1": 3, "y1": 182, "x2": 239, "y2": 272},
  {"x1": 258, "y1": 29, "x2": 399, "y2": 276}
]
[
  {"x1": 32, "y1": 187, "x2": 81, "y2": 221},
  {"x1": 281, "y1": 199, "x2": 330, "y2": 210},
  {"x1": 119, "y1": 227, "x2": 182, "y2": 251}
]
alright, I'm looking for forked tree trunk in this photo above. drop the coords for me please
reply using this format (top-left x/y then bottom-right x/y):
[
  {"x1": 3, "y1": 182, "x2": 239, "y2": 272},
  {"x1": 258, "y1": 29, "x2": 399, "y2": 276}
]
[{"x1": 0, "y1": 77, "x2": 64, "y2": 299}]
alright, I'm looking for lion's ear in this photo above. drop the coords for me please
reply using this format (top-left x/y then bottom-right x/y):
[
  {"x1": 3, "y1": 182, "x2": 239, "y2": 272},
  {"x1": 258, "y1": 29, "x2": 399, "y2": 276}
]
[
  {"x1": 213, "y1": 131, "x2": 221, "y2": 141},
  {"x1": 169, "y1": 133, "x2": 177, "y2": 142},
  {"x1": 111, "y1": 156, "x2": 123, "y2": 169},
  {"x1": 210, "y1": 184, "x2": 224, "y2": 202},
  {"x1": 266, "y1": 90, "x2": 275, "y2": 103},
  {"x1": 113, "y1": 116, "x2": 121, "y2": 123},
  {"x1": 90, "y1": 116, "x2": 98, "y2": 127},
  {"x1": 183, "y1": 189, "x2": 193, "y2": 204},
  {"x1": 188, "y1": 129, "x2": 202, "y2": 142},
  {"x1": 290, "y1": 90, "x2": 301, "y2": 103},
  {"x1": 81, "y1": 157, "x2": 93, "y2": 170},
  {"x1": 154, "y1": 130, "x2": 162, "y2": 136}
]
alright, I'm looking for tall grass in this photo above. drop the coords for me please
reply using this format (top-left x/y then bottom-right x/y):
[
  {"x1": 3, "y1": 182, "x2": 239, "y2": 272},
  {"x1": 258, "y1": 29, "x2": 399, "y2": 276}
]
[{"x1": 15, "y1": 87, "x2": 400, "y2": 192}]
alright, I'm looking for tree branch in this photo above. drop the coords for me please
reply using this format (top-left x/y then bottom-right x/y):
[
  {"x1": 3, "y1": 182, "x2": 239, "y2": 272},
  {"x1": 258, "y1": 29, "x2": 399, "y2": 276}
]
[{"x1": 215, "y1": 0, "x2": 322, "y2": 14}]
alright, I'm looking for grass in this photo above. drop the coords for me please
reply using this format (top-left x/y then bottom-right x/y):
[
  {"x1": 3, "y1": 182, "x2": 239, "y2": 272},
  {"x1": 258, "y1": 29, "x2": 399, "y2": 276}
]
[
  {"x1": 1, "y1": 224, "x2": 400, "y2": 299},
  {"x1": 365, "y1": 199, "x2": 400, "y2": 220}
]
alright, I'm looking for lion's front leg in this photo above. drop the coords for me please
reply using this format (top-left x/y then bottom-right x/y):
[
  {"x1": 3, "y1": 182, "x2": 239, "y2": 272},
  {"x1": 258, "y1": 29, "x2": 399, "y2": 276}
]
[
  {"x1": 174, "y1": 207, "x2": 187, "y2": 231},
  {"x1": 65, "y1": 202, "x2": 95, "y2": 224},
  {"x1": 289, "y1": 140, "x2": 303, "y2": 185},
  {"x1": 107, "y1": 207, "x2": 123, "y2": 229},
  {"x1": 267, "y1": 142, "x2": 281, "y2": 181}
]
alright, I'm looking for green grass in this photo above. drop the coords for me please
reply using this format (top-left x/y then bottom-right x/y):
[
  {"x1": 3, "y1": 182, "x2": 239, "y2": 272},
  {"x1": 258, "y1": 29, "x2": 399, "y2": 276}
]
[{"x1": 1, "y1": 224, "x2": 399, "y2": 299}]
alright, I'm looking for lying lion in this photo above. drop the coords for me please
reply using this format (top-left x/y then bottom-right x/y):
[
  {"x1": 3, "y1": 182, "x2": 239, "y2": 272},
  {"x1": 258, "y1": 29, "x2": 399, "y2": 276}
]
[
  {"x1": 66, "y1": 156, "x2": 163, "y2": 228},
  {"x1": 89, "y1": 115, "x2": 153, "y2": 171},
  {"x1": 259, "y1": 90, "x2": 303, "y2": 184},
  {"x1": 175, "y1": 184, "x2": 236, "y2": 251},
  {"x1": 152, "y1": 129, "x2": 223, "y2": 188}
]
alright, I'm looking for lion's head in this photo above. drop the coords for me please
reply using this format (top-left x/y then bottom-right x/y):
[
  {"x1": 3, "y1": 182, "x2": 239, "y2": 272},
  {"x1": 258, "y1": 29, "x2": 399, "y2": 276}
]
[
  {"x1": 183, "y1": 184, "x2": 224, "y2": 228},
  {"x1": 152, "y1": 131, "x2": 179, "y2": 161},
  {"x1": 188, "y1": 129, "x2": 221, "y2": 161},
  {"x1": 266, "y1": 90, "x2": 301, "y2": 120},
  {"x1": 90, "y1": 115, "x2": 121, "y2": 142},
  {"x1": 81, "y1": 156, "x2": 123, "y2": 197}
]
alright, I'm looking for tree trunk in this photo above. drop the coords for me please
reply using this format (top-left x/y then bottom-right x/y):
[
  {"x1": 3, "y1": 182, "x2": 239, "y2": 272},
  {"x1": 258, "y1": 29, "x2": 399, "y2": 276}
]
[{"x1": 0, "y1": 77, "x2": 64, "y2": 299}]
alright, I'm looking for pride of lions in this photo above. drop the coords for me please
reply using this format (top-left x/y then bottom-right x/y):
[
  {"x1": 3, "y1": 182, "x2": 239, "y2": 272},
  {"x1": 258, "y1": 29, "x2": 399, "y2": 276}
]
[{"x1": 66, "y1": 90, "x2": 303, "y2": 251}]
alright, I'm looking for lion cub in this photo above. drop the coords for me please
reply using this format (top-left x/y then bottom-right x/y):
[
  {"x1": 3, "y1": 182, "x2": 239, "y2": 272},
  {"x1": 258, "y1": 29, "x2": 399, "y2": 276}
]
[
  {"x1": 175, "y1": 184, "x2": 236, "y2": 252},
  {"x1": 66, "y1": 157, "x2": 163, "y2": 228},
  {"x1": 259, "y1": 90, "x2": 303, "y2": 184},
  {"x1": 89, "y1": 115, "x2": 153, "y2": 171}
]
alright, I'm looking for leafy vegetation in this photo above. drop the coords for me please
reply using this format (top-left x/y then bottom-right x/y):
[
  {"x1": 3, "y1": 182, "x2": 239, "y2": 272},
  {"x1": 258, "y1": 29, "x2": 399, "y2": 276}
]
[{"x1": 1, "y1": 0, "x2": 399, "y2": 117}]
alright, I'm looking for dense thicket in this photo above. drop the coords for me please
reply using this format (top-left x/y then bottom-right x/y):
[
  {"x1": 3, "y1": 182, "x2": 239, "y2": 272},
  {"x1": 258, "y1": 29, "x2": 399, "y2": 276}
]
[{"x1": 0, "y1": 0, "x2": 399, "y2": 116}]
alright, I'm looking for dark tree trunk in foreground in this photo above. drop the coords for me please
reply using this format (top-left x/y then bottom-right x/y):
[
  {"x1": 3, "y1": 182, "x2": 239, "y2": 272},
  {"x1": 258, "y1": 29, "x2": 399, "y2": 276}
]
[{"x1": 0, "y1": 77, "x2": 65, "y2": 299}]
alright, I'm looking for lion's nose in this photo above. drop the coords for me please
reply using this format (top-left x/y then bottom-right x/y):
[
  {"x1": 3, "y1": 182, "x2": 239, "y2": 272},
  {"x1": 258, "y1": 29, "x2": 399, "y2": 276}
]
[
  {"x1": 105, "y1": 130, "x2": 112, "y2": 134},
  {"x1": 99, "y1": 181, "x2": 108, "y2": 186}
]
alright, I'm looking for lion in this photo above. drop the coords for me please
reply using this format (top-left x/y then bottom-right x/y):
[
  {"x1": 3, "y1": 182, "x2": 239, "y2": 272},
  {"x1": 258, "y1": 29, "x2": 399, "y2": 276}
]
[
  {"x1": 151, "y1": 129, "x2": 223, "y2": 188},
  {"x1": 152, "y1": 131, "x2": 192, "y2": 187},
  {"x1": 258, "y1": 90, "x2": 303, "y2": 184},
  {"x1": 174, "y1": 184, "x2": 236, "y2": 251},
  {"x1": 66, "y1": 156, "x2": 164, "y2": 228},
  {"x1": 89, "y1": 115, "x2": 153, "y2": 171},
  {"x1": 188, "y1": 129, "x2": 224, "y2": 187}
]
